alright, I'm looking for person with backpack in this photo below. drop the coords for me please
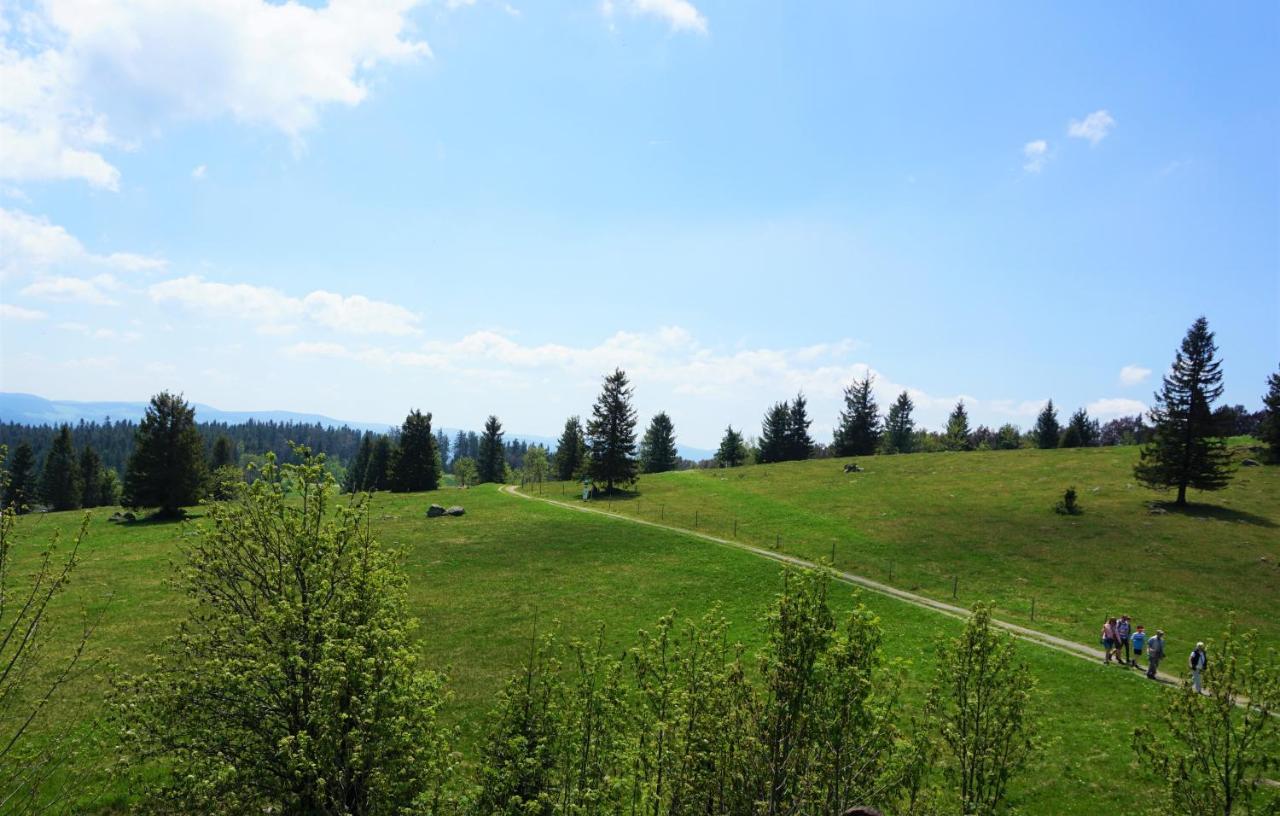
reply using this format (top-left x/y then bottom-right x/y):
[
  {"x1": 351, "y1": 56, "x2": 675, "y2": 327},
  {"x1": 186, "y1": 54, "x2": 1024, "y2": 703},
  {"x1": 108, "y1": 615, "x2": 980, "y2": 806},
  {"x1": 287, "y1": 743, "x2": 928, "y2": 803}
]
[
  {"x1": 1189, "y1": 642, "x2": 1207, "y2": 693},
  {"x1": 1116, "y1": 615, "x2": 1133, "y2": 667},
  {"x1": 1146, "y1": 630, "x2": 1165, "y2": 679},
  {"x1": 1130, "y1": 625, "x2": 1147, "y2": 668}
]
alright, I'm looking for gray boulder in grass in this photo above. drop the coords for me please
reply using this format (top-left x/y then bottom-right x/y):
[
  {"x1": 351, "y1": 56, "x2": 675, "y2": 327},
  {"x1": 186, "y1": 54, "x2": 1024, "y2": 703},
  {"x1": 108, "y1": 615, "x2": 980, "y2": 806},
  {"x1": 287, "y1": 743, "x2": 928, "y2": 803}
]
[
  {"x1": 445, "y1": 506, "x2": 465, "y2": 516},
  {"x1": 426, "y1": 504, "x2": 446, "y2": 518}
]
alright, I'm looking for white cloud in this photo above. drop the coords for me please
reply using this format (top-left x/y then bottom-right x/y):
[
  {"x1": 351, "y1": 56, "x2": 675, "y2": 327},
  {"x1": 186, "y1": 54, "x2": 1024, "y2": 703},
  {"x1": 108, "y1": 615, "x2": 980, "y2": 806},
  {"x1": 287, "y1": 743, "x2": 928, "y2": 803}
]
[
  {"x1": 148, "y1": 275, "x2": 422, "y2": 336},
  {"x1": 1022, "y1": 139, "x2": 1048, "y2": 173},
  {"x1": 1119, "y1": 364, "x2": 1151, "y2": 386},
  {"x1": 191, "y1": 164, "x2": 207, "y2": 180},
  {"x1": 0, "y1": 207, "x2": 166, "y2": 279},
  {"x1": 601, "y1": 0, "x2": 707, "y2": 34},
  {"x1": 21, "y1": 273, "x2": 121, "y2": 305},
  {"x1": 57, "y1": 321, "x2": 142, "y2": 342},
  {"x1": 1087, "y1": 397, "x2": 1146, "y2": 418},
  {"x1": 1, "y1": 0, "x2": 430, "y2": 189},
  {"x1": 1068, "y1": 109, "x2": 1115, "y2": 146},
  {"x1": 0, "y1": 303, "x2": 47, "y2": 321}
]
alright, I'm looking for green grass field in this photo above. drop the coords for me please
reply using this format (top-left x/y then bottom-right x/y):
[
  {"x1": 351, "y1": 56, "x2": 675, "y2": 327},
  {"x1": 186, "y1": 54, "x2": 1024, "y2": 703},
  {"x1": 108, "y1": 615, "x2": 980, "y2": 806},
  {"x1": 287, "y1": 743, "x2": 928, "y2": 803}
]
[{"x1": 10, "y1": 444, "x2": 1278, "y2": 812}]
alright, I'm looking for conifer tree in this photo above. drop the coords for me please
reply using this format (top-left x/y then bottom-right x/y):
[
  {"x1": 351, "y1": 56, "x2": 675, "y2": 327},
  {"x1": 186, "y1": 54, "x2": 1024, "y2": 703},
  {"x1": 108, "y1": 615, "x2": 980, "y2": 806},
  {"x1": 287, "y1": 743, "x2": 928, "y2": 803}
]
[
  {"x1": 1034, "y1": 400, "x2": 1061, "y2": 450},
  {"x1": 366, "y1": 436, "x2": 393, "y2": 491},
  {"x1": 716, "y1": 426, "x2": 746, "y2": 467},
  {"x1": 123, "y1": 393, "x2": 206, "y2": 518},
  {"x1": 995, "y1": 423, "x2": 1022, "y2": 450},
  {"x1": 832, "y1": 374, "x2": 881, "y2": 457},
  {"x1": 1259, "y1": 365, "x2": 1280, "y2": 462},
  {"x1": 79, "y1": 445, "x2": 105, "y2": 508},
  {"x1": 883, "y1": 391, "x2": 916, "y2": 454},
  {"x1": 944, "y1": 401, "x2": 972, "y2": 451},
  {"x1": 1135, "y1": 317, "x2": 1233, "y2": 506},
  {"x1": 758, "y1": 402, "x2": 792, "y2": 464},
  {"x1": 477, "y1": 415, "x2": 506, "y2": 484},
  {"x1": 2, "y1": 441, "x2": 37, "y2": 513},
  {"x1": 210, "y1": 436, "x2": 235, "y2": 470},
  {"x1": 786, "y1": 393, "x2": 815, "y2": 461},
  {"x1": 553, "y1": 416, "x2": 587, "y2": 481},
  {"x1": 586, "y1": 369, "x2": 639, "y2": 493},
  {"x1": 1058, "y1": 408, "x2": 1098, "y2": 449},
  {"x1": 389, "y1": 410, "x2": 440, "y2": 492},
  {"x1": 452, "y1": 430, "x2": 467, "y2": 467},
  {"x1": 345, "y1": 432, "x2": 374, "y2": 493},
  {"x1": 639, "y1": 412, "x2": 679, "y2": 474},
  {"x1": 40, "y1": 425, "x2": 82, "y2": 511}
]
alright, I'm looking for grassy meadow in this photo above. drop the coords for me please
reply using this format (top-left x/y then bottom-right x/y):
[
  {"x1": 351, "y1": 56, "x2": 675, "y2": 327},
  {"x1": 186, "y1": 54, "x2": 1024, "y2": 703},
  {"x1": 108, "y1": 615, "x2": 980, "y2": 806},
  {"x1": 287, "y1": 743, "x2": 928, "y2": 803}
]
[{"x1": 9, "y1": 445, "x2": 1278, "y2": 812}]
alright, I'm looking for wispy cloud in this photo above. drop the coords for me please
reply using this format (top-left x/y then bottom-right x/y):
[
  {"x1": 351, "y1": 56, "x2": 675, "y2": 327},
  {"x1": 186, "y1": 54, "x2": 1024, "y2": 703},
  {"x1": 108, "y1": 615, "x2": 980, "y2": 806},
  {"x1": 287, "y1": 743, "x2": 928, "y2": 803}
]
[
  {"x1": 1119, "y1": 364, "x2": 1151, "y2": 385},
  {"x1": 1068, "y1": 109, "x2": 1116, "y2": 145},
  {"x1": 601, "y1": 0, "x2": 708, "y2": 34},
  {"x1": 21, "y1": 274, "x2": 122, "y2": 305},
  {"x1": 1087, "y1": 397, "x2": 1146, "y2": 418},
  {"x1": 0, "y1": 303, "x2": 47, "y2": 321},
  {"x1": 1022, "y1": 139, "x2": 1049, "y2": 173},
  {"x1": 0, "y1": 207, "x2": 166, "y2": 280},
  {"x1": 191, "y1": 164, "x2": 207, "y2": 180}
]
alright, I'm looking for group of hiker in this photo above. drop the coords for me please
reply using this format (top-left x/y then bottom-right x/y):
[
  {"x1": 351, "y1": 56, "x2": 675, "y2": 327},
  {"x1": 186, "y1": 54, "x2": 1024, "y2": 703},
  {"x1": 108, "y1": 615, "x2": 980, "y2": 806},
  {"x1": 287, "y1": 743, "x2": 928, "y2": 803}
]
[{"x1": 1100, "y1": 615, "x2": 1209, "y2": 693}]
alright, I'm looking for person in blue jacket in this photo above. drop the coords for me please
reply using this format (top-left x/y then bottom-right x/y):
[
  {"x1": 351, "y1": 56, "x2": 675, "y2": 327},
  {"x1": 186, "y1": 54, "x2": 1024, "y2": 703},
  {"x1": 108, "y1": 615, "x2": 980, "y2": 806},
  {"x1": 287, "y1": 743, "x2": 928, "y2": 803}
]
[{"x1": 1130, "y1": 625, "x2": 1147, "y2": 668}]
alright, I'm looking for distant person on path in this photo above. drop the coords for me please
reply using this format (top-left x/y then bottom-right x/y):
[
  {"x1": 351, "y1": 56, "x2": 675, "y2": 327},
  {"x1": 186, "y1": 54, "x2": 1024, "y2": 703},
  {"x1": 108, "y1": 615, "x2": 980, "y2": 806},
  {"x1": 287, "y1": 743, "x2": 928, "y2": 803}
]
[
  {"x1": 1116, "y1": 615, "x2": 1133, "y2": 666},
  {"x1": 1146, "y1": 630, "x2": 1165, "y2": 679},
  {"x1": 1101, "y1": 617, "x2": 1118, "y2": 665},
  {"x1": 1130, "y1": 625, "x2": 1147, "y2": 668},
  {"x1": 1189, "y1": 642, "x2": 1207, "y2": 693}
]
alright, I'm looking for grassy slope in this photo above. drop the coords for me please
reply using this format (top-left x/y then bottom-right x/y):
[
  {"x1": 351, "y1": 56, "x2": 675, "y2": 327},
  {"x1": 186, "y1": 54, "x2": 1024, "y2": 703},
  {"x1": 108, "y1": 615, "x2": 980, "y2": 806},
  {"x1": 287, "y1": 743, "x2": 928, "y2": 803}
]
[
  {"x1": 14, "y1": 483, "x2": 1251, "y2": 813},
  {"x1": 527, "y1": 444, "x2": 1280, "y2": 650}
]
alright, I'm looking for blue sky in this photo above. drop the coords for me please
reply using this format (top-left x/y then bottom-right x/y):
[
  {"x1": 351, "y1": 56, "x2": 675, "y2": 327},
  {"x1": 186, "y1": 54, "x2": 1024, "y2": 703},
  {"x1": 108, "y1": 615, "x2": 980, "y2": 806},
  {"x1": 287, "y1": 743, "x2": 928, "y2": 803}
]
[{"x1": 2, "y1": 0, "x2": 1277, "y2": 447}]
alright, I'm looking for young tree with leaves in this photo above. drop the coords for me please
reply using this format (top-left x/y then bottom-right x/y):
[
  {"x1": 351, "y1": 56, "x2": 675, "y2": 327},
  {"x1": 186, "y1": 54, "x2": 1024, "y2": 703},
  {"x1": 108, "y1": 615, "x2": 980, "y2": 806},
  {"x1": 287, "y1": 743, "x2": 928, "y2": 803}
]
[
  {"x1": 452, "y1": 456, "x2": 478, "y2": 488},
  {"x1": 944, "y1": 400, "x2": 972, "y2": 451},
  {"x1": 115, "y1": 450, "x2": 453, "y2": 813},
  {"x1": 1259, "y1": 364, "x2": 1280, "y2": 462},
  {"x1": 523, "y1": 445, "x2": 549, "y2": 493},
  {"x1": 716, "y1": 425, "x2": 746, "y2": 467},
  {"x1": 1034, "y1": 400, "x2": 1061, "y2": 450},
  {"x1": 2, "y1": 441, "x2": 37, "y2": 513},
  {"x1": 586, "y1": 369, "x2": 639, "y2": 494},
  {"x1": 390, "y1": 409, "x2": 441, "y2": 492},
  {"x1": 553, "y1": 416, "x2": 587, "y2": 481},
  {"x1": 1134, "y1": 317, "x2": 1233, "y2": 506},
  {"x1": 123, "y1": 392, "x2": 206, "y2": 518},
  {"x1": 786, "y1": 392, "x2": 815, "y2": 461},
  {"x1": 478, "y1": 415, "x2": 507, "y2": 484},
  {"x1": 883, "y1": 391, "x2": 916, "y2": 454},
  {"x1": 639, "y1": 411, "x2": 680, "y2": 474},
  {"x1": 39, "y1": 425, "x2": 82, "y2": 511},
  {"x1": 832, "y1": 374, "x2": 881, "y2": 457}
]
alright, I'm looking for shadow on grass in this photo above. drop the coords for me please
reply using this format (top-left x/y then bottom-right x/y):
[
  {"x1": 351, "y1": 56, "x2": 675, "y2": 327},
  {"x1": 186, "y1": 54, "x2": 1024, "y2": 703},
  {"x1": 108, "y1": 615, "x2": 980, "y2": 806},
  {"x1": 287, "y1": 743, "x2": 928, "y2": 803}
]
[
  {"x1": 116, "y1": 510, "x2": 204, "y2": 526},
  {"x1": 1153, "y1": 502, "x2": 1276, "y2": 528}
]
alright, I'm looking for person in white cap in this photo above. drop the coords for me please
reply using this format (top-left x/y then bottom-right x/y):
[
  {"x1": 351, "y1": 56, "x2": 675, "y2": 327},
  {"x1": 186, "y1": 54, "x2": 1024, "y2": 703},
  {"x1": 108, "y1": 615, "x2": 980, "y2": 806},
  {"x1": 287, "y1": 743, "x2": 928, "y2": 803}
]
[{"x1": 1189, "y1": 641, "x2": 1207, "y2": 693}]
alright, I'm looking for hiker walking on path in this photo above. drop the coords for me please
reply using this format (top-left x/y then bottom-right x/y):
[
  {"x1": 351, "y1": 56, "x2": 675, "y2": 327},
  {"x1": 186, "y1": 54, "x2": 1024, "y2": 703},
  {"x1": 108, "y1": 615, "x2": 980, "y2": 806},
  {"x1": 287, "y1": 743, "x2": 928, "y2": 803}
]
[
  {"x1": 1102, "y1": 617, "x2": 1119, "y2": 665},
  {"x1": 1117, "y1": 615, "x2": 1133, "y2": 666},
  {"x1": 1130, "y1": 625, "x2": 1147, "y2": 668},
  {"x1": 1146, "y1": 630, "x2": 1165, "y2": 679},
  {"x1": 1189, "y1": 642, "x2": 1208, "y2": 693}
]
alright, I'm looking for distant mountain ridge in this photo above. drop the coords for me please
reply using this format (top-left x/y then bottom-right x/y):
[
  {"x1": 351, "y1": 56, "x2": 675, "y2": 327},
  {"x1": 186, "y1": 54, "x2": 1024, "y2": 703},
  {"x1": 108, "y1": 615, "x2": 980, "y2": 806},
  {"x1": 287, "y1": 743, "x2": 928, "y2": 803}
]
[{"x1": 0, "y1": 393, "x2": 715, "y2": 461}]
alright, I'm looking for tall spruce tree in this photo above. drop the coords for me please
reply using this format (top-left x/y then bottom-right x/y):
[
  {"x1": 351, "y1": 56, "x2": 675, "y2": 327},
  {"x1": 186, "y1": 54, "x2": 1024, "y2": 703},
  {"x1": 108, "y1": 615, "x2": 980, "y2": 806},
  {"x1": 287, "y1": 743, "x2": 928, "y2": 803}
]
[
  {"x1": 366, "y1": 436, "x2": 393, "y2": 491},
  {"x1": 716, "y1": 426, "x2": 746, "y2": 467},
  {"x1": 1134, "y1": 317, "x2": 1233, "y2": 506},
  {"x1": 786, "y1": 393, "x2": 814, "y2": 460},
  {"x1": 79, "y1": 445, "x2": 105, "y2": 508},
  {"x1": 3, "y1": 441, "x2": 38, "y2": 513},
  {"x1": 345, "y1": 432, "x2": 374, "y2": 493},
  {"x1": 639, "y1": 412, "x2": 680, "y2": 474},
  {"x1": 210, "y1": 436, "x2": 235, "y2": 470},
  {"x1": 944, "y1": 401, "x2": 972, "y2": 451},
  {"x1": 758, "y1": 401, "x2": 792, "y2": 464},
  {"x1": 553, "y1": 416, "x2": 586, "y2": 481},
  {"x1": 1059, "y1": 408, "x2": 1099, "y2": 449},
  {"x1": 1034, "y1": 400, "x2": 1061, "y2": 450},
  {"x1": 1260, "y1": 365, "x2": 1280, "y2": 463},
  {"x1": 832, "y1": 374, "x2": 881, "y2": 457},
  {"x1": 883, "y1": 391, "x2": 915, "y2": 454},
  {"x1": 389, "y1": 410, "x2": 440, "y2": 492},
  {"x1": 477, "y1": 416, "x2": 506, "y2": 484},
  {"x1": 123, "y1": 393, "x2": 206, "y2": 517},
  {"x1": 40, "y1": 425, "x2": 82, "y2": 511},
  {"x1": 586, "y1": 369, "x2": 639, "y2": 493},
  {"x1": 435, "y1": 430, "x2": 451, "y2": 472}
]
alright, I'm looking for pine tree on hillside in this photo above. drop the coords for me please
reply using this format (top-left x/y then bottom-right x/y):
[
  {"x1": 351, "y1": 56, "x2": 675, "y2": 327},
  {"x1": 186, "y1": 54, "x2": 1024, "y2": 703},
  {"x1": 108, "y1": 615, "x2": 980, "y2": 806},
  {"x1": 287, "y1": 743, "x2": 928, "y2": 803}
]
[
  {"x1": 553, "y1": 416, "x2": 587, "y2": 481},
  {"x1": 758, "y1": 402, "x2": 792, "y2": 464},
  {"x1": 345, "y1": 432, "x2": 374, "y2": 493},
  {"x1": 832, "y1": 374, "x2": 881, "y2": 457},
  {"x1": 366, "y1": 436, "x2": 393, "y2": 491},
  {"x1": 1059, "y1": 408, "x2": 1099, "y2": 449},
  {"x1": 1034, "y1": 401, "x2": 1060, "y2": 450},
  {"x1": 477, "y1": 416, "x2": 506, "y2": 484},
  {"x1": 210, "y1": 435, "x2": 236, "y2": 470},
  {"x1": 452, "y1": 430, "x2": 467, "y2": 469},
  {"x1": 79, "y1": 445, "x2": 105, "y2": 508},
  {"x1": 390, "y1": 410, "x2": 440, "y2": 492},
  {"x1": 944, "y1": 401, "x2": 972, "y2": 451},
  {"x1": 883, "y1": 391, "x2": 916, "y2": 454},
  {"x1": 123, "y1": 392, "x2": 206, "y2": 518},
  {"x1": 786, "y1": 393, "x2": 814, "y2": 461},
  {"x1": 1260, "y1": 365, "x2": 1280, "y2": 462},
  {"x1": 639, "y1": 412, "x2": 680, "y2": 474},
  {"x1": 716, "y1": 426, "x2": 746, "y2": 468},
  {"x1": 40, "y1": 425, "x2": 82, "y2": 511},
  {"x1": 1134, "y1": 316, "x2": 1233, "y2": 506},
  {"x1": 435, "y1": 430, "x2": 451, "y2": 472},
  {"x1": 586, "y1": 369, "x2": 639, "y2": 493},
  {"x1": 3, "y1": 441, "x2": 38, "y2": 513}
]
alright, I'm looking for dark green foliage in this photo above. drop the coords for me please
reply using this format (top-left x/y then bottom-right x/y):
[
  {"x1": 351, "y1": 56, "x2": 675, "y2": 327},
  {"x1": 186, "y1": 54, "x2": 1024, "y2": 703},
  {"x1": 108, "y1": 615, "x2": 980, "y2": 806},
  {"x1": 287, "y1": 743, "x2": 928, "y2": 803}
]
[
  {"x1": 758, "y1": 401, "x2": 792, "y2": 464},
  {"x1": 390, "y1": 409, "x2": 441, "y2": 492},
  {"x1": 345, "y1": 432, "x2": 374, "y2": 492},
  {"x1": 1260, "y1": 365, "x2": 1280, "y2": 462},
  {"x1": 435, "y1": 430, "x2": 451, "y2": 472},
  {"x1": 478, "y1": 415, "x2": 507, "y2": 484},
  {"x1": 1054, "y1": 486, "x2": 1081, "y2": 515},
  {"x1": 2, "y1": 441, "x2": 37, "y2": 513},
  {"x1": 716, "y1": 425, "x2": 746, "y2": 467},
  {"x1": 994, "y1": 423, "x2": 1022, "y2": 450},
  {"x1": 883, "y1": 391, "x2": 915, "y2": 454},
  {"x1": 586, "y1": 369, "x2": 639, "y2": 493},
  {"x1": 832, "y1": 374, "x2": 881, "y2": 456},
  {"x1": 1059, "y1": 408, "x2": 1099, "y2": 448},
  {"x1": 786, "y1": 392, "x2": 814, "y2": 461},
  {"x1": 115, "y1": 451, "x2": 454, "y2": 814},
  {"x1": 77, "y1": 445, "x2": 105, "y2": 508},
  {"x1": 39, "y1": 426, "x2": 82, "y2": 511},
  {"x1": 366, "y1": 435, "x2": 393, "y2": 491},
  {"x1": 1034, "y1": 400, "x2": 1060, "y2": 450},
  {"x1": 944, "y1": 401, "x2": 972, "y2": 451},
  {"x1": 123, "y1": 393, "x2": 206, "y2": 518},
  {"x1": 639, "y1": 411, "x2": 679, "y2": 474},
  {"x1": 1134, "y1": 317, "x2": 1233, "y2": 506},
  {"x1": 209, "y1": 435, "x2": 235, "y2": 470},
  {"x1": 553, "y1": 416, "x2": 587, "y2": 481}
]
